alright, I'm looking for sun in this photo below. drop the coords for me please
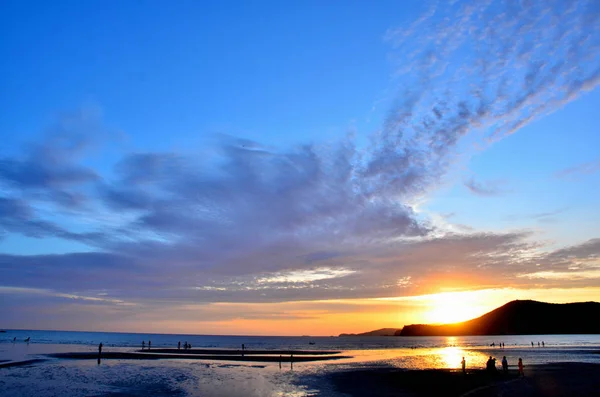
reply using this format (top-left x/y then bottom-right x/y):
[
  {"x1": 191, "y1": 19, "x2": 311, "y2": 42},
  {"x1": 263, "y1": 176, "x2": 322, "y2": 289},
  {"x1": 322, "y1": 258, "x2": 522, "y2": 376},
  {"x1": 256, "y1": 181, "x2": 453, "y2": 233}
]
[{"x1": 424, "y1": 291, "x2": 487, "y2": 324}]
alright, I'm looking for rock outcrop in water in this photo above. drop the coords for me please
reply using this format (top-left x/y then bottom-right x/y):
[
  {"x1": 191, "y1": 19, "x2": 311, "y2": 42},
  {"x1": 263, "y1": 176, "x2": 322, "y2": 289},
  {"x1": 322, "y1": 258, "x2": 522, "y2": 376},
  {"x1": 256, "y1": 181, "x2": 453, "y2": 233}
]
[{"x1": 397, "y1": 300, "x2": 600, "y2": 336}]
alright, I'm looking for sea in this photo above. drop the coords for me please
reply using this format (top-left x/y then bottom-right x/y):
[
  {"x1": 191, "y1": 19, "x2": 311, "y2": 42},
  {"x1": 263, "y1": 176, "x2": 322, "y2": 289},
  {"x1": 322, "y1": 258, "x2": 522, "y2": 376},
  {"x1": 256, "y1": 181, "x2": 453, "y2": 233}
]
[{"x1": 1, "y1": 330, "x2": 600, "y2": 396}]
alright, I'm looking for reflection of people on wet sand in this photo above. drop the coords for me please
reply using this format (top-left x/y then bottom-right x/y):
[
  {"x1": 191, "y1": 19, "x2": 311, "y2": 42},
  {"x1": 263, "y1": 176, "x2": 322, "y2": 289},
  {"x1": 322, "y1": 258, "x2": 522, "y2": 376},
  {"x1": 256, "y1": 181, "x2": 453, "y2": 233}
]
[
  {"x1": 518, "y1": 358, "x2": 524, "y2": 376},
  {"x1": 461, "y1": 357, "x2": 466, "y2": 374}
]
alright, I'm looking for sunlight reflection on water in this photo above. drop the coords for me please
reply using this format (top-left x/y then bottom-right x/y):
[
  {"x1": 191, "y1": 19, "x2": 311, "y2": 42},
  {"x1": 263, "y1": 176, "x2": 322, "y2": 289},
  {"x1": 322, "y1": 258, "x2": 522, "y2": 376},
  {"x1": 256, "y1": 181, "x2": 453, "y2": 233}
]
[{"x1": 324, "y1": 337, "x2": 496, "y2": 370}]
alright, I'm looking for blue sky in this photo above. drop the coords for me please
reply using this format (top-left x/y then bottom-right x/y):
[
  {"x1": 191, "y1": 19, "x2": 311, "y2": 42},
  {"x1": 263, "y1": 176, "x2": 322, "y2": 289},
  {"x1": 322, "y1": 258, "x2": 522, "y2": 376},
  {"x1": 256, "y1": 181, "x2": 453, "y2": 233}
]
[{"x1": 1, "y1": 0, "x2": 599, "y2": 334}]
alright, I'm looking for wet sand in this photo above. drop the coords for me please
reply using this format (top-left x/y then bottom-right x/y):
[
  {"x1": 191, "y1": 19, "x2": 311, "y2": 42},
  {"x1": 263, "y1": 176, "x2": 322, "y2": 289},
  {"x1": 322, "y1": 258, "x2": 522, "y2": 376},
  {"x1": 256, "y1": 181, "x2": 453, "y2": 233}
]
[
  {"x1": 0, "y1": 359, "x2": 47, "y2": 369},
  {"x1": 324, "y1": 363, "x2": 600, "y2": 397}
]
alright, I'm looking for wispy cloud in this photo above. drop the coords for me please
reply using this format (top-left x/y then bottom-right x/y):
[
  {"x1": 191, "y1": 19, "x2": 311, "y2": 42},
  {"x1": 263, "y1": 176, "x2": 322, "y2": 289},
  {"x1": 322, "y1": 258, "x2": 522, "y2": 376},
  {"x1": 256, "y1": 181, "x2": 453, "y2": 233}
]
[
  {"x1": 554, "y1": 160, "x2": 600, "y2": 178},
  {"x1": 464, "y1": 177, "x2": 510, "y2": 197}
]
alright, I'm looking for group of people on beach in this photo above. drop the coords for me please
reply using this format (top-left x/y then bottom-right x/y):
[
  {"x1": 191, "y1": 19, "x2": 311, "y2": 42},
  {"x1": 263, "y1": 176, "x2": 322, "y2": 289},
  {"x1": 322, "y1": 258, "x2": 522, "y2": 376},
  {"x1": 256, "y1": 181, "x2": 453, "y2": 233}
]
[
  {"x1": 484, "y1": 356, "x2": 524, "y2": 376},
  {"x1": 532, "y1": 341, "x2": 545, "y2": 347},
  {"x1": 486, "y1": 356, "x2": 511, "y2": 373},
  {"x1": 461, "y1": 356, "x2": 524, "y2": 377},
  {"x1": 141, "y1": 340, "x2": 151, "y2": 350},
  {"x1": 178, "y1": 341, "x2": 192, "y2": 350}
]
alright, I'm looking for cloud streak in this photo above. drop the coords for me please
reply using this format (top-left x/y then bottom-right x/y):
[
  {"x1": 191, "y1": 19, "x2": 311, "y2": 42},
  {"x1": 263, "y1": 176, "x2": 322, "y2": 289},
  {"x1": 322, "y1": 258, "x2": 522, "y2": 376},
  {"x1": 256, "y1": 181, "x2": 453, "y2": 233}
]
[
  {"x1": 555, "y1": 160, "x2": 600, "y2": 178},
  {"x1": 464, "y1": 177, "x2": 510, "y2": 197}
]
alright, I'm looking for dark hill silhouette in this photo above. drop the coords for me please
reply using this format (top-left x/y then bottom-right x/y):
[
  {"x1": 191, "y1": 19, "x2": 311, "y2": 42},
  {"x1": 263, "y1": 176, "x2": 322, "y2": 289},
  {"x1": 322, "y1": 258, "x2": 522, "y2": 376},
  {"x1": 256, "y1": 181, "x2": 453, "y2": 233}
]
[
  {"x1": 397, "y1": 300, "x2": 600, "y2": 336},
  {"x1": 339, "y1": 328, "x2": 402, "y2": 337}
]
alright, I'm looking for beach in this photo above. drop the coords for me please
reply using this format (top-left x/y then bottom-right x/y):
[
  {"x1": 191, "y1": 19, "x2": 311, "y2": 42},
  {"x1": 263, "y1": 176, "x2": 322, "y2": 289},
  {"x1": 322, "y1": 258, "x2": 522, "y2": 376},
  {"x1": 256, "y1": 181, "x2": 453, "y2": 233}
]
[
  {"x1": 2, "y1": 332, "x2": 600, "y2": 396},
  {"x1": 4, "y1": 357, "x2": 599, "y2": 397},
  {"x1": 321, "y1": 363, "x2": 600, "y2": 397}
]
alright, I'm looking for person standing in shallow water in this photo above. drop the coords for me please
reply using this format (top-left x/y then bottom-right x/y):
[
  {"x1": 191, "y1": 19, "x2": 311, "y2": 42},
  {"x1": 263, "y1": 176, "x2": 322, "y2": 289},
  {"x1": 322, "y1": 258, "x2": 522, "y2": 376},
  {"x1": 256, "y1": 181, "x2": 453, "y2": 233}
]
[
  {"x1": 98, "y1": 342, "x2": 103, "y2": 356},
  {"x1": 461, "y1": 357, "x2": 466, "y2": 374},
  {"x1": 518, "y1": 358, "x2": 524, "y2": 376},
  {"x1": 178, "y1": 341, "x2": 181, "y2": 350},
  {"x1": 142, "y1": 341, "x2": 145, "y2": 350},
  {"x1": 148, "y1": 340, "x2": 151, "y2": 350}
]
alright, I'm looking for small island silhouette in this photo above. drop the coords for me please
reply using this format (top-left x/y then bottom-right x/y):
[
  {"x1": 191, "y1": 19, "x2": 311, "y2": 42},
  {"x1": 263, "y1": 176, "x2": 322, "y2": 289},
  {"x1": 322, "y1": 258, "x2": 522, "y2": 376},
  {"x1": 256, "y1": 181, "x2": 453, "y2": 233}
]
[{"x1": 339, "y1": 300, "x2": 600, "y2": 337}]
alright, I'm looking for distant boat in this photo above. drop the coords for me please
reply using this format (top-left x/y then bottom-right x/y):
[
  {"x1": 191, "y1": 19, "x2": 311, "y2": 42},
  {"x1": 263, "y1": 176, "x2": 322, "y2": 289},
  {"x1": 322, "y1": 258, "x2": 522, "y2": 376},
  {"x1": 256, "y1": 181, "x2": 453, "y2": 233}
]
[{"x1": 309, "y1": 342, "x2": 315, "y2": 345}]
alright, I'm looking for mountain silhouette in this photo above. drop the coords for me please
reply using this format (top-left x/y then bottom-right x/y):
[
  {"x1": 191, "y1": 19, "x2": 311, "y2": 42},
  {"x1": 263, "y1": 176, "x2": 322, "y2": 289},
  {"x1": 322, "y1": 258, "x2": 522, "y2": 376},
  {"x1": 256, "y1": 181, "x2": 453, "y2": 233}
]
[
  {"x1": 339, "y1": 328, "x2": 402, "y2": 337},
  {"x1": 397, "y1": 300, "x2": 600, "y2": 336}
]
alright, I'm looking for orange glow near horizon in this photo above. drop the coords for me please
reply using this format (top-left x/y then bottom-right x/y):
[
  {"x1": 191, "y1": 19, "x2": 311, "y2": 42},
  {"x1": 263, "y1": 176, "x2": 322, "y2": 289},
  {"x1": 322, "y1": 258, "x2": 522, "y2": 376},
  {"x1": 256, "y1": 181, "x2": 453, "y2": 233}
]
[{"x1": 42, "y1": 287, "x2": 600, "y2": 335}]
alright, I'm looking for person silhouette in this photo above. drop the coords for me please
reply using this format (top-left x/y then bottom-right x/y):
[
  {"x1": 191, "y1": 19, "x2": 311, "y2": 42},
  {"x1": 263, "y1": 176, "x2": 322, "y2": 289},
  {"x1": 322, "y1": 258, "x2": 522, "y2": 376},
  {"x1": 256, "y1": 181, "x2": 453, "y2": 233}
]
[
  {"x1": 531, "y1": 341, "x2": 534, "y2": 347},
  {"x1": 178, "y1": 341, "x2": 181, "y2": 350},
  {"x1": 502, "y1": 356, "x2": 508, "y2": 374},
  {"x1": 542, "y1": 341, "x2": 545, "y2": 347},
  {"x1": 148, "y1": 340, "x2": 151, "y2": 350},
  {"x1": 461, "y1": 357, "x2": 466, "y2": 374},
  {"x1": 142, "y1": 341, "x2": 145, "y2": 350},
  {"x1": 98, "y1": 342, "x2": 103, "y2": 356},
  {"x1": 518, "y1": 358, "x2": 524, "y2": 376},
  {"x1": 538, "y1": 341, "x2": 540, "y2": 347}
]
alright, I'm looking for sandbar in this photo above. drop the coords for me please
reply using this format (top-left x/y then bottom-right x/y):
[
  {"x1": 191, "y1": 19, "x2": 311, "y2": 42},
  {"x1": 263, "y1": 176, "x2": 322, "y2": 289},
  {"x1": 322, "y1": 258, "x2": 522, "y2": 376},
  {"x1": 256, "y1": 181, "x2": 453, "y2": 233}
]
[
  {"x1": 141, "y1": 348, "x2": 340, "y2": 355},
  {"x1": 48, "y1": 351, "x2": 349, "y2": 362}
]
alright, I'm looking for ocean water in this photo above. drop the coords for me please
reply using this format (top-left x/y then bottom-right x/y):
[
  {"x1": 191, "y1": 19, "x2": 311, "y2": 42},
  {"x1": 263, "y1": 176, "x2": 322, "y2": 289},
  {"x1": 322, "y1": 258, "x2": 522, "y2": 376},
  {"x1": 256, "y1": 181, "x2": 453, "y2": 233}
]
[
  {"x1": 1, "y1": 330, "x2": 600, "y2": 396},
  {"x1": 3, "y1": 329, "x2": 600, "y2": 350}
]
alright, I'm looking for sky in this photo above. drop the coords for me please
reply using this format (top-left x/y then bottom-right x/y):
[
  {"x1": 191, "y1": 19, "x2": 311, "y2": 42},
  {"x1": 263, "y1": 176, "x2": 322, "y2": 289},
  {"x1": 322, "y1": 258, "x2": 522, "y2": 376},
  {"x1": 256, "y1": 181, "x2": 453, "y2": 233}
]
[{"x1": 1, "y1": 0, "x2": 599, "y2": 336}]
